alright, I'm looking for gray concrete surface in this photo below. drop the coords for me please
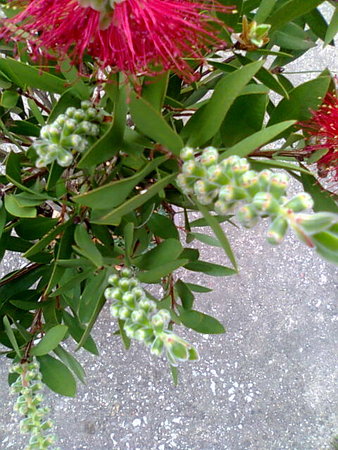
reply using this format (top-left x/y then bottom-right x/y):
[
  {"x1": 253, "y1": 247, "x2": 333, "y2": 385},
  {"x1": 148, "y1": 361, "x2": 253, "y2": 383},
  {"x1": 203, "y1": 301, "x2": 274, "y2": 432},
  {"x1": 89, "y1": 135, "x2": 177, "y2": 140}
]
[{"x1": 0, "y1": 4, "x2": 338, "y2": 449}]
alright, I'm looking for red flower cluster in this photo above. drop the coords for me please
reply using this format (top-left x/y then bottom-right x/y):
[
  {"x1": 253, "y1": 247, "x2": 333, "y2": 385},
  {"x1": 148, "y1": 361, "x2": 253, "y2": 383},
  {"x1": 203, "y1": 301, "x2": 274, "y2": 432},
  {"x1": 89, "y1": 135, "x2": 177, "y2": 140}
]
[
  {"x1": 2, "y1": 0, "x2": 233, "y2": 81},
  {"x1": 300, "y1": 92, "x2": 338, "y2": 184}
]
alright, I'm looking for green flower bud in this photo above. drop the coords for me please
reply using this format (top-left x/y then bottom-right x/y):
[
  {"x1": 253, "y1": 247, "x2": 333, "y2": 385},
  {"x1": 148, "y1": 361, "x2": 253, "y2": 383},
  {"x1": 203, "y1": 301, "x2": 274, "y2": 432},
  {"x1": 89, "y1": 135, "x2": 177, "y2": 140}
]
[
  {"x1": 81, "y1": 100, "x2": 92, "y2": 110},
  {"x1": 182, "y1": 160, "x2": 206, "y2": 178},
  {"x1": 120, "y1": 267, "x2": 132, "y2": 278},
  {"x1": 62, "y1": 119, "x2": 77, "y2": 136},
  {"x1": 56, "y1": 150, "x2": 73, "y2": 167},
  {"x1": 207, "y1": 165, "x2": 230, "y2": 185},
  {"x1": 73, "y1": 109, "x2": 86, "y2": 122},
  {"x1": 69, "y1": 135, "x2": 88, "y2": 152},
  {"x1": 252, "y1": 192, "x2": 281, "y2": 215},
  {"x1": 85, "y1": 107, "x2": 98, "y2": 120},
  {"x1": 118, "y1": 306, "x2": 131, "y2": 320},
  {"x1": 195, "y1": 193, "x2": 215, "y2": 205},
  {"x1": 214, "y1": 199, "x2": 231, "y2": 216},
  {"x1": 89, "y1": 123, "x2": 100, "y2": 136},
  {"x1": 200, "y1": 147, "x2": 219, "y2": 167},
  {"x1": 105, "y1": 287, "x2": 122, "y2": 301},
  {"x1": 130, "y1": 309, "x2": 148, "y2": 324},
  {"x1": 138, "y1": 298, "x2": 157, "y2": 313},
  {"x1": 122, "y1": 292, "x2": 135, "y2": 308},
  {"x1": 130, "y1": 287, "x2": 145, "y2": 301},
  {"x1": 177, "y1": 173, "x2": 193, "y2": 194},
  {"x1": 294, "y1": 212, "x2": 338, "y2": 234},
  {"x1": 118, "y1": 277, "x2": 132, "y2": 291},
  {"x1": 110, "y1": 303, "x2": 121, "y2": 318},
  {"x1": 241, "y1": 170, "x2": 260, "y2": 196},
  {"x1": 258, "y1": 169, "x2": 272, "y2": 190},
  {"x1": 134, "y1": 327, "x2": 154, "y2": 342},
  {"x1": 193, "y1": 179, "x2": 216, "y2": 197},
  {"x1": 231, "y1": 158, "x2": 251, "y2": 178},
  {"x1": 75, "y1": 120, "x2": 93, "y2": 135},
  {"x1": 47, "y1": 125, "x2": 61, "y2": 144},
  {"x1": 269, "y1": 173, "x2": 289, "y2": 199},
  {"x1": 180, "y1": 146, "x2": 195, "y2": 161},
  {"x1": 107, "y1": 274, "x2": 119, "y2": 286},
  {"x1": 54, "y1": 114, "x2": 67, "y2": 127},
  {"x1": 124, "y1": 322, "x2": 142, "y2": 338},
  {"x1": 283, "y1": 193, "x2": 314, "y2": 212},
  {"x1": 218, "y1": 185, "x2": 246, "y2": 202},
  {"x1": 236, "y1": 204, "x2": 258, "y2": 227},
  {"x1": 40, "y1": 125, "x2": 51, "y2": 140},
  {"x1": 65, "y1": 107, "x2": 77, "y2": 118},
  {"x1": 267, "y1": 216, "x2": 288, "y2": 245}
]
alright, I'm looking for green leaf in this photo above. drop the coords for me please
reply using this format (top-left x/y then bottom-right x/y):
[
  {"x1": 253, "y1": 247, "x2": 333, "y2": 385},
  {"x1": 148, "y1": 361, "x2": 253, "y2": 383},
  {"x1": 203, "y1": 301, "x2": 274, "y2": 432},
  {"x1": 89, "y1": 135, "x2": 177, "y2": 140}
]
[
  {"x1": 91, "y1": 173, "x2": 176, "y2": 225},
  {"x1": 187, "y1": 232, "x2": 222, "y2": 248},
  {"x1": 175, "y1": 279, "x2": 194, "y2": 309},
  {"x1": 74, "y1": 224, "x2": 103, "y2": 268},
  {"x1": 62, "y1": 310, "x2": 99, "y2": 355},
  {"x1": 254, "y1": 0, "x2": 276, "y2": 23},
  {"x1": 78, "y1": 269, "x2": 108, "y2": 323},
  {"x1": 181, "y1": 61, "x2": 263, "y2": 147},
  {"x1": 0, "y1": 265, "x2": 47, "y2": 307},
  {"x1": 133, "y1": 239, "x2": 182, "y2": 270},
  {"x1": 1, "y1": 90, "x2": 19, "y2": 108},
  {"x1": 3, "y1": 316, "x2": 21, "y2": 357},
  {"x1": 0, "y1": 205, "x2": 6, "y2": 241},
  {"x1": 15, "y1": 217, "x2": 58, "y2": 240},
  {"x1": 142, "y1": 72, "x2": 169, "y2": 111},
  {"x1": 269, "y1": 76, "x2": 330, "y2": 126},
  {"x1": 53, "y1": 345, "x2": 86, "y2": 383},
  {"x1": 184, "y1": 260, "x2": 237, "y2": 277},
  {"x1": 23, "y1": 221, "x2": 69, "y2": 259},
  {"x1": 194, "y1": 203, "x2": 237, "y2": 270},
  {"x1": 4, "y1": 194, "x2": 36, "y2": 218},
  {"x1": 274, "y1": 23, "x2": 316, "y2": 50},
  {"x1": 312, "y1": 228, "x2": 338, "y2": 265},
  {"x1": 267, "y1": 0, "x2": 323, "y2": 33},
  {"x1": 324, "y1": 6, "x2": 338, "y2": 46},
  {"x1": 179, "y1": 310, "x2": 225, "y2": 334},
  {"x1": 249, "y1": 159, "x2": 312, "y2": 174},
  {"x1": 118, "y1": 319, "x2": 131, "y2": 350},
  {"x1": 129, "y1": 91, "x2": 183, "y2": 154},
  {"x1": 75, "y1": 292, "x2": 106, "y2": 352},
  {"x1": 185, "y1": 283, "x2": 212, "y2": 293},
  {"x1": 147, "y1": 213, "x2": 179, "y2": 239},
  {"x1": 38, "y1": 354, "x2": 77, "y2": 397},
  {"x1": 170, "y1": 365, "x2": 179, "y2": 386},
  {"x1": 137, "y1": 259, "x2": 189, "y2": 283},
  {"x1": 221, "y1": 121, "x2": 296, "y2": 159},
  {"x1": 5, "y1": 151, "x2": 21, "y2": 184},
  {"x1": 305, "y1": 8, "x2": 330, "y2": 43},
  {"x1": 220, "y1": 93, "x2": 267, "y2": 147},
  {"x1": 300, "y1": 172, "x2": 338, "y2": 213},
  {"x1": 31, "y1": 325, "x2": 68, "y2": 356},
  {"x1": 74, "y1": 156, "x2": 168, "y2": 209},
  {"x1": 0, "y1": 58, "x2": 66, "y2": 93}
]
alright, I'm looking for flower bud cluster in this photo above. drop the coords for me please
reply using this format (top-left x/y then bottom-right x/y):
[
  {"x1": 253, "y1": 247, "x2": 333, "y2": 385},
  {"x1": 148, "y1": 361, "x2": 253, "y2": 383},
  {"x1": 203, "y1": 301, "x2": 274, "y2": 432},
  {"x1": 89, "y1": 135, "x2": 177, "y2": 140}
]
[
  {"x1": 105, "y1": 268, "x2": 199, "y2": 366},
  {"x1": 178, "y1": 147, "x2": 338, "y2": 247},
  {"x1": 10, "y1": 359, "x2": 57, "y2": 450},
  {"x1": 33, "y1": 101, "x2": 105, "y2": 168}
]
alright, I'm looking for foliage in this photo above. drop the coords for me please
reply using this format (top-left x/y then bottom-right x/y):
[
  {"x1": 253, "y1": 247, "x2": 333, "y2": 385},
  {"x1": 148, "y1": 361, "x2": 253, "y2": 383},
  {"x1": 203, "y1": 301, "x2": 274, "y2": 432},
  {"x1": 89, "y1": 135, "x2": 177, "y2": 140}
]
[{"x1": 0, "y1": 0, "x2": 337, "y2": 447}]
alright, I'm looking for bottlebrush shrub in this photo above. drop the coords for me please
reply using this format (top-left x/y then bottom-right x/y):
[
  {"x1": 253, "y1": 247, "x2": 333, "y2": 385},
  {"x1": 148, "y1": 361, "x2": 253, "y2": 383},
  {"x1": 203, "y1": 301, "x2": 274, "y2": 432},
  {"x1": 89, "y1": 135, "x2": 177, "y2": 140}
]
[{"x1": 0, "y1": 0, "x2": 337, "y2": 447}]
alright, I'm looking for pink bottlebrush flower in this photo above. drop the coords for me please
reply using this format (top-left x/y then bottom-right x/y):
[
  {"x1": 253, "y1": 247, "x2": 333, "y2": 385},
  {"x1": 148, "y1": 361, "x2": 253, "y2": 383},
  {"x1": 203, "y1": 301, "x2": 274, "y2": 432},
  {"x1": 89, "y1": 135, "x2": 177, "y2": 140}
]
[
  {"x1": 299, "y1": 91, "x2": 338, "y2": 183},
  {"x1": 2, "y1": 0, "x2": 233, "y2": 82}
]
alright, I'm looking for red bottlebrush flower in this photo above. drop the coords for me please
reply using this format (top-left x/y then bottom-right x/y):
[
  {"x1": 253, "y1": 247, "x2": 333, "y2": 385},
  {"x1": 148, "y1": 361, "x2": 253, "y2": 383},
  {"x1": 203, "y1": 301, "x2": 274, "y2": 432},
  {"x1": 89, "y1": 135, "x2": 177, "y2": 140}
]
[
  {"x1": 299, "y1": 91, "x2": 338, "y2": 184},
  {"x1": 1, "y1": 0, "x2": 233, "y2": 82}
]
